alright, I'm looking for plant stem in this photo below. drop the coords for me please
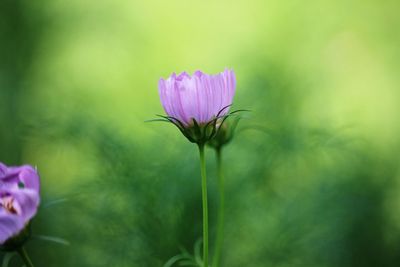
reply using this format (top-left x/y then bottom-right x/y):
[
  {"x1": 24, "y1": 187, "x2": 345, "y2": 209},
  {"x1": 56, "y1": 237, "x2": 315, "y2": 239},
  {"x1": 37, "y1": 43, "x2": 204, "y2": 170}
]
[
  {"x1": 17, "y1": 246, "x2": 34, "y2": 267},
  {"x1": 198, "y1": 144, "x2": 209, "y2": 267},
  {"x1": 212, "y1": 148, "x2": 224, "y2": 267}
]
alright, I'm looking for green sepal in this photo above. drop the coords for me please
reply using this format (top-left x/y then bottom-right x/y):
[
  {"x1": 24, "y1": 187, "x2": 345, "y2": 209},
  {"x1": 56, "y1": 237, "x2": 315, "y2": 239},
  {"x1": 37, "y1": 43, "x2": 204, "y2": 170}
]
[
  {"x1": 208, "y1": 109, "x2": 250, "y2": 149},
  {"x1": 148, "y1": 106, "x2": 249, "y2": 146}
]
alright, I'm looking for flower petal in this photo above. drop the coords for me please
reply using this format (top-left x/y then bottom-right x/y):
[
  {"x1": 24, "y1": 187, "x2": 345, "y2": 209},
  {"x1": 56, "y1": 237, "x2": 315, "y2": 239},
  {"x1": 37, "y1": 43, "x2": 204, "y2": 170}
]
[
  {"x1": 10, "y1": 188, "x2": 40, "y2": 223},
  {"x1": 0, "y1": 210, "x2": 24, "y2": 244},
  {"x1": 158, "y1": 69, "x2": 237, "y2": 126}
]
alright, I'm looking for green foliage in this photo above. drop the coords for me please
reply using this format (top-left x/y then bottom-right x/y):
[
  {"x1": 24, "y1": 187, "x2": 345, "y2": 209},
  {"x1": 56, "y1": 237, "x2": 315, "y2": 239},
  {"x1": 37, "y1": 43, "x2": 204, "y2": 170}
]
[{"x1": 1, "y1": 0, "x2": 400, "y2": 266}]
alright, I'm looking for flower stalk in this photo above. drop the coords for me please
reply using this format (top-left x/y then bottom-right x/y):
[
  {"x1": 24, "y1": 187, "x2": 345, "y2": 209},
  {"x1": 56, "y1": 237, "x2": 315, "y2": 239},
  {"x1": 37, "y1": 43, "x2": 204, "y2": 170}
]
[
  {"x1": 212, "y1": 147, "x2": 224, "y2": 267},
  {"x1": 198, "y1": 143, "x2": 209, "y2": 267},
  {"x1": 17, "y1": 246, "x2": 34, "y2": 267}
]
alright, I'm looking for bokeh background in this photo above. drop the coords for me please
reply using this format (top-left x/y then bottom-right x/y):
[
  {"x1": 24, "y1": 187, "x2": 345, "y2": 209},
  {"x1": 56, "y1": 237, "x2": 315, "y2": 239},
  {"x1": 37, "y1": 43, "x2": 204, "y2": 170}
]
[{"x1": 1, "y1": 0, "x2": 400, "y2": 266}]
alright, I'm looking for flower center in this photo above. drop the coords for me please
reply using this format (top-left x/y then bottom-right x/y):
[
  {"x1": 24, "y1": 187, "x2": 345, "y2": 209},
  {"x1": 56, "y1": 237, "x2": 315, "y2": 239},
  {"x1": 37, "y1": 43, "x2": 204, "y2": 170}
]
[{"x1": 0, "y1": 196, "x2": 21, "y2": 215}]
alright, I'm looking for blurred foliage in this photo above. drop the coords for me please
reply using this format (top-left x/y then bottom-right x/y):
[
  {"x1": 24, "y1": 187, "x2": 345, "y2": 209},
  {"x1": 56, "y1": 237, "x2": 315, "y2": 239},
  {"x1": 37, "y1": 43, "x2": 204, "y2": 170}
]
[{"x1": 1, "y1": 0, "x2": 400, "y2": 266}]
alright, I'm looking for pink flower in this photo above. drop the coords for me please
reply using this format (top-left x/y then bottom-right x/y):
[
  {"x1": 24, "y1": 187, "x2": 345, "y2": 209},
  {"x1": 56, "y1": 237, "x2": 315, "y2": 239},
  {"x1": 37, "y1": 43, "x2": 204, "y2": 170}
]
[
  {"x1": 0, "y1": 163, "x2": 40, "y2": 245},
  {"x1": 158, "y1": 69, "x2": 236, "y2": 127}
]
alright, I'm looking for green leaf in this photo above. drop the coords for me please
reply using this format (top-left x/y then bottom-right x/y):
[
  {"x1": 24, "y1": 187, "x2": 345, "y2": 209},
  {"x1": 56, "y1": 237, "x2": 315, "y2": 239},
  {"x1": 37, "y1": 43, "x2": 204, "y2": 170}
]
[
  {"x1": 42, "y1": 198, "x2": 69, "y2": 209},
  {"x1": 32, "y1": 235, "x2": 70, "y2": 246},
  {"x1": 178, "y1": 260, "x2": 198, "y2": 266},
  {"x1": 194, "y1": 239, "x2": 202, "y2": 266},
  {"x1": 144, "y1": 118, "x2": 170, "y2": 123},
  {"x1": 2, "y1": 253, "x2": 16, "y2": 267},
  {"x1": 163, "y1": 254, "x2": 190, "y2": 267}
]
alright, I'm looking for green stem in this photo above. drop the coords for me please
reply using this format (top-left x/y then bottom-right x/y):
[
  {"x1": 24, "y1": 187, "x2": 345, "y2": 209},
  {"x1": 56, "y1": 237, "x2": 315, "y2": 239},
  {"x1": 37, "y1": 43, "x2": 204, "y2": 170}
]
[
  {"x1": 198, "y1": 144, "x2": 209, "y2": 267},
  {"x1": 212, "y1": 148, "x2": 224, "y2": 267},
  {"x1": 17, "y1": 246, "x2": 34, "y2": 267}
]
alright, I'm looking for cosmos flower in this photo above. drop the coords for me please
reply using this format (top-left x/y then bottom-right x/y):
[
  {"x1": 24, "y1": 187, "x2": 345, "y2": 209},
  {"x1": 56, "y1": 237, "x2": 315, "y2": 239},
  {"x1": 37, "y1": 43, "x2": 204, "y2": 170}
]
[
  {"x1": 0, "y1": 163, "x2": 40, "y2": 245},
  {"x1": 157, "y1": 69, "x2": 237, "y2": 143}
]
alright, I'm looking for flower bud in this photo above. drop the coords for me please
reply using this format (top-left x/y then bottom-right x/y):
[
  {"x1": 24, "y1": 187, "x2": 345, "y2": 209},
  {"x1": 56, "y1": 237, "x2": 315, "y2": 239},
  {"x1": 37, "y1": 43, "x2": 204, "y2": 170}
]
[{"x1": 208, "y1": 117, "x2": 240, "y2": 150}]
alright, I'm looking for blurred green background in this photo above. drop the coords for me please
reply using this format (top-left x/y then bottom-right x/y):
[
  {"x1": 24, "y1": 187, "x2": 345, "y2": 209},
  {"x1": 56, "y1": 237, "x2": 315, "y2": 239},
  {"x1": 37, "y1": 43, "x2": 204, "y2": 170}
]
[{"x1": 1, "y1": 0, "x2": 400, "y2": 266}]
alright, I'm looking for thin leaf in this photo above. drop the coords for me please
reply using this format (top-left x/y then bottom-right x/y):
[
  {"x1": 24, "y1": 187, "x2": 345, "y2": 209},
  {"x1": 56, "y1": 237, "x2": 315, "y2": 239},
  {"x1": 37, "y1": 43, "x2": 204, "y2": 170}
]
[
  {"x1": 178, "y1": 248, "x2": 195, "y2": 262},
  {"x1": 237, "y1": 125, "x2": 272, "y2": 135},
  {"x1": 42, "y1": 198, "x2": 69, "y2": 209},
  {"x1": 216, "y1": 105, "x2": 232, "y2": 117},
  {"x1": 144, "y1": 118, "x2": 170, "y2": 123},
  {"x1": 215, "y1": 114, "x2": 231, "y2": 135},
  {"x1": 209, "y1": 117, "x2": 220, "y2": 139},
  {"x1": 32, "y1": 235, "x2": 70, "y2": 246},
  {"x1": 192, "y1": 119, "x2": 202, "y2": 139},
  {"x1": 178, "y1": 260, "x2": 198, "y2": 266},
  {"x1": 229, "y1": 109, "x2": 251, "y2": 114},
  {"x1": 194, "y1": 239, "x2": 203, "y2": 265},
  {"x1": 163, "y1": 254, "x2": 191, "y2": 267},
  {"x1": 171, "y1": 119, "x2": 187, "y2": 132},
  {"x1": 156, "y1": 115, "x2": 194, "y2": 141},
  {"x1": 2, "y1": 253, "x2": 16, "y2": 267}
]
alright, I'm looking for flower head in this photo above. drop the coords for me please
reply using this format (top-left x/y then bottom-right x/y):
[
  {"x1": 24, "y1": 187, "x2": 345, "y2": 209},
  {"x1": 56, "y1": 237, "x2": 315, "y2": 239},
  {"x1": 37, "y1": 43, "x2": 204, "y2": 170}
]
[
  {"x1": 158, "y1": 69, "x2": 236, "y2": 144},
  {"x1": 0, "y1": 163, "x2": 40, "y2": 245},
  {"x1": 208, "y1": 117, "x2": 242, "y2": 150}
]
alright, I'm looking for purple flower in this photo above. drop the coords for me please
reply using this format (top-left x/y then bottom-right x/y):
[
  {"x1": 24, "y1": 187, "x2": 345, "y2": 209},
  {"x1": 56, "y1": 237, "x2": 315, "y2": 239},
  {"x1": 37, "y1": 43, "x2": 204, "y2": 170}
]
[
  {"x1": 0, "y1": 163, "x2": 40, "y2": 245},
  {"x1": 158, "y1": 69, "x2": 236, "y2": 127}
]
